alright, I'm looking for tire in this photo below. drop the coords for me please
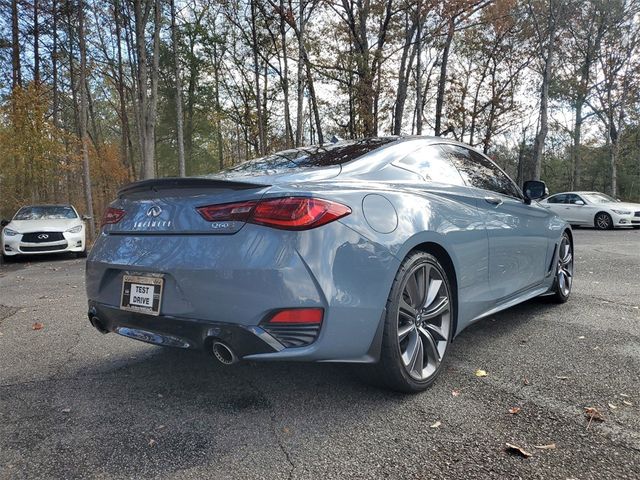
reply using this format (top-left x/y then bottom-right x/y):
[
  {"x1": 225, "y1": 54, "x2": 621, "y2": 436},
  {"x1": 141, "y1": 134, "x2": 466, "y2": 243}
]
[
  {"x1": 550, "y1": 232, "x2": 573, "y2": 303},
  {"x1": 594, "y1": 212, "x2": 613, "y2": 230},
  {"x1": 375, "y1": 251, "x2": 454, "y2": 393}
]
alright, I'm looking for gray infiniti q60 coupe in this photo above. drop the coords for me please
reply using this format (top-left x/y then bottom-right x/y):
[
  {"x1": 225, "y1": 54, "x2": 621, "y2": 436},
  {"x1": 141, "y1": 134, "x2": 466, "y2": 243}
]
[{"x1": 86, "y1": 137, "x2": 573, "y2": 392}]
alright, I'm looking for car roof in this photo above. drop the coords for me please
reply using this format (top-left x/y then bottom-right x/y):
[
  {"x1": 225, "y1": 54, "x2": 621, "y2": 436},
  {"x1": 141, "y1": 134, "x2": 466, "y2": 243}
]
[
  {"x1": 19, "y1": 204, "x2": 76, "y2": 208},
  {"x1": 548, "y1": 191, "x2": 603, "y2": 196}
]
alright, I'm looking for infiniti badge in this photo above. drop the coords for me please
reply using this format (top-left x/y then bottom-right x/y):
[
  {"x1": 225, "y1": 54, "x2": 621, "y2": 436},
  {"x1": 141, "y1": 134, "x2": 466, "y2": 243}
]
[
  {"x1": 147, "y1": 205, "x2": 162, "y2": 218},
  {"x1": 38, "y1": 234, "x2": 49, "y2": 240}
]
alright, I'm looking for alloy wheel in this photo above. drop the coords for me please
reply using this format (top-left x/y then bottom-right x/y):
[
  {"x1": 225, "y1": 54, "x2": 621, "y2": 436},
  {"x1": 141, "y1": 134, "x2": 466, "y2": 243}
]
[
  {"x1": 595, "y1": 213, "x2": 612, "y2": 230},
  {"x1": 397, "y1": 262, "x2": 451, "y2": 381},
  {"x1": 557, "y1": 235, "x2": 573, "y2": 297}
]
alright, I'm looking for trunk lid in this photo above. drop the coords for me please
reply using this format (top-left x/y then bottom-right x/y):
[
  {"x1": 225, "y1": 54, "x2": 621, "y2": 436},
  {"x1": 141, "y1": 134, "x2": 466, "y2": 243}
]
[{"x1": 106, "y1": 177, "x2": 271, "y2": 235}]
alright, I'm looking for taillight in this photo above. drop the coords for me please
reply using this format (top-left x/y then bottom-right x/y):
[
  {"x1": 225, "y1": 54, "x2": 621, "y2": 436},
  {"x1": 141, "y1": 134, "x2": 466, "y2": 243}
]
[
  {"x1": 252, "y1": 197, "x2": 351, "y2": 229},
  {"x1": 196, "y1": 197, "x2": 351, "y2": 230},
  {"x1": 102, "y1": 207, "x2": 126, "y2": 226},
  {"x1": 196, "y1": 201, "x2": 257, "y2": 222},
  {"x1": 266, "y1": 308, "x2": 324, "y2": 325}
]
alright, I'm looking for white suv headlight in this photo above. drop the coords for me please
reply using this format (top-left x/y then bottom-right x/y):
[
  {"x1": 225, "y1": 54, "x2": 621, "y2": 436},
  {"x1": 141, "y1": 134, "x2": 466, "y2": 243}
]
[
  {"x1": 3, "y1": 228, "x2": 19, "y2": 237},
  {"x1": 66, "y1": 225, "x2": 83, "y2": 233},
  {"x1": 611, "y1": 209, "x2": 631, "y2": 215}
]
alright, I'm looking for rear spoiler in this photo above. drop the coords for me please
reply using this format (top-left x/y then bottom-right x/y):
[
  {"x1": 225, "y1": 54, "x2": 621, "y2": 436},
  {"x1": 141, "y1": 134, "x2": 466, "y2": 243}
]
[{"x1": 117, "y1": 177, "x2": 270, "y2": 198}]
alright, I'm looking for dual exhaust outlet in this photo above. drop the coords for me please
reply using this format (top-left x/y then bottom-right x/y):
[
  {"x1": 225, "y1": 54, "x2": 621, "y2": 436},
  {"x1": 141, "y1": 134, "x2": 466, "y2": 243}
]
[{"x1": 90, "y1": 312, "x2": 239, "y2": 365}]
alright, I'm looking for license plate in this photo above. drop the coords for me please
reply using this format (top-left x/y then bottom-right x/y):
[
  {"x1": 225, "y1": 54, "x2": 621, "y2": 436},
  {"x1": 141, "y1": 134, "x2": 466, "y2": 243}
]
[{"x1": 120, "y1": 275, "x2": 164, "y2": 316}]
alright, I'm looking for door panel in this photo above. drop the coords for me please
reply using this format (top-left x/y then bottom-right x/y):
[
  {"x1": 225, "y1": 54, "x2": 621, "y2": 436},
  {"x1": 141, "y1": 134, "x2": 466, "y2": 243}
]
[
  {"x1": 440, "y1": 144, "x2": 550, "y2": 300},
  {"x1": 480, "y1": 195, "x2": 551, "y2": 298},
  {"x1": 563, "y1": 194, "x2": 592, "y2": 224}
]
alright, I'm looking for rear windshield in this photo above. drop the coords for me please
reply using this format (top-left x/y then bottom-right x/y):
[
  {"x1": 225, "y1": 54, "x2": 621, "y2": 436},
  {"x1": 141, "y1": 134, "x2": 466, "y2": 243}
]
[
  {"x1": 14, "y1": 206, "x2": 77, "y2": 220},
  {"x1": 219, "y1": 138, "x2": 395, "y2": 176}
]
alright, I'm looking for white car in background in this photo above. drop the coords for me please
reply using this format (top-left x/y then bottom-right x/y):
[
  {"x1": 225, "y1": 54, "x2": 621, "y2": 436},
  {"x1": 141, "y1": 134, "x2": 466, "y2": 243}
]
[
  {"x1": 539, "y1": 191, "x2": 640, "y2": 230},
  {"x1": 1, "y1": 205, "x2": 88, "y2": 260}
]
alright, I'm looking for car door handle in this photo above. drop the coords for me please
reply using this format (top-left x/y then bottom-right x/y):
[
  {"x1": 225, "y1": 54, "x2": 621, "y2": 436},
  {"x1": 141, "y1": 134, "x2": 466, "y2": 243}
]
[{"x1": 484, "y1": 196, "x2": 503, "y2": 206}]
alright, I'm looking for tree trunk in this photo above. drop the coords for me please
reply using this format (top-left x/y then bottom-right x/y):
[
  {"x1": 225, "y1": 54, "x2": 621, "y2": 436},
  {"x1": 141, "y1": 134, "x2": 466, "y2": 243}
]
[
  {"x1": 280, "y1": 0, "x2": 293, "y2": 147},
  {"x1": 52, "y1": 0, "x2": 59, "y2": 125},
  {"x1": 304, "y1": 57, "x2": 323, "y2": 144},
  {"x1": 67, "y1": 3, "x2": 80, "y2": 137},
  {"x1": 392, "y1": 19, "x2": 417, "y2": 135},
  {"x1": 185, "y1": 37, "x2": 196, "y2": 170},
  {"x1": 415, "y1": 2, "x2": 423, "y2": 135},
  {"x1": 516, "y1": 129, "x2": 527, "y2": 188},
  {"x1": 133, "y1": 0, "x2": 160, "y2": 179},
  {"x1": 571, "y1": 100, "x2": 583, "y2": 190},
  {"x1": 295, "y1": 1, "x2": 305, "y2": 146},
  {"x1": 531, "y1": 4, "x2": 557, "y2": 181},
  {"x1": 250, "y1": 1, "x2": 266, "y2": 155},
  {"x1": 170, "y1": 0, "x2": 186, "y2": 177},
  {"x1": 11, "y1": 0, "x2": 21, "y2": 89},
  {"x1": 435, "y1": 18, "x2": 454, "y2": 136},
  {"x1": 78, "y1": 0, "x2": 96, "y2": 240},
  {"x1": 213, "y1": 40, "x2": 223, "y2": 170},
  {"x1": 33, "y1": 0, "x2": 40, "y2": 84},
  {"x1": 610, "y1": 141, "x2": 618, "y2": 197},
  {"x1": 114, "y1": 0, "x2": 133, "y2": 180},
  {"x1": 147, "y1": 0, "x2": 161, "y2": 178}
]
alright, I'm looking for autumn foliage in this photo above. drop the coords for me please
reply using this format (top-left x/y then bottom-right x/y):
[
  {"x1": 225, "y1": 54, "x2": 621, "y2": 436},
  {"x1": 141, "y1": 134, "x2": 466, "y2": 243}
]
[{"x1": 0, "y1": 83, "x2": 128, "y2": 226}]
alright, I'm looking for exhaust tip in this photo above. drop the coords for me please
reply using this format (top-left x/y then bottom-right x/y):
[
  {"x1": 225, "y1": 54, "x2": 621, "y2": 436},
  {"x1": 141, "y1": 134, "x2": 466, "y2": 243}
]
[
  {"x1": 212, "y1": 341, "x2": 238, "y2": 365},
  {"x1": 90, "y1": 316, "x2": 109, "y2": 334}
]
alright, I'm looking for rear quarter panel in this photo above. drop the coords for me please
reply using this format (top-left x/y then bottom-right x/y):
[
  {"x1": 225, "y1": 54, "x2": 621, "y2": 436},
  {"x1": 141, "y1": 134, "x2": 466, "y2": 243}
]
[{"x1": 268, "y1": 179, "x2": 491, "y2": 335}]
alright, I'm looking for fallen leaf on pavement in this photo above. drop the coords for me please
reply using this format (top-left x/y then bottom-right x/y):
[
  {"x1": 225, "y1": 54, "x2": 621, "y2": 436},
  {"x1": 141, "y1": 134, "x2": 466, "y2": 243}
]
[
  {"x1": 578, "y1": 336, "x2": 585, "y2": 339},
  {"x1": 148, "y1": 439, "x2": 157, "y2": 447},
  {"x1": 534, "y1": 443, "x2": 556, "y2": 450},
  {"x1": 585, "y1": 407, "x2": 605, "y2": 428},
  {"x1": 623, "y1": 400, "x2": 633, "y2": 406},
  {"x1": 505, "y1": 443, "x2": 532, "y2": 458},
  {"x1": 32, "y1": 322, "x2": 44, "y2": 331},
  {"x1": 451, "y1": 389, "x2": 461, "y2": 397},
  {"x1": 156, "y1": 425, "x2": 166, "y2": 430},
  {"x1": 61, "y1": 408, "x2": 71, "y2": 413},
  {"x1": 620, "y1": 393, "x2": 629, "y2": 397},
  {"x1": 523, "y1": 377, "x2": 530, "y2": 386},
  {"x1": 475, "y1": 369, "x2": 488, "y2": 377},
  {"x1": 555, "y1": 376, "x2": 569, "y2": 380},
  {"x1": 430, "y1": 421, "x2": 441, "y2": 428},
  {"x1": 608, "y1": 403, "x2": 617, "y2": 410},
  {"x1": 508, "y1": 407, "x2": 521, "y2": 415}
]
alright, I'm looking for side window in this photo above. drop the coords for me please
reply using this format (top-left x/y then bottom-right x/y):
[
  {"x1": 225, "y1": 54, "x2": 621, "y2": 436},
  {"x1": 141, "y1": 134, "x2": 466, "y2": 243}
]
[
  {"x1": 565, "y1": 194, "x2": 583, "y2": 205},
  {"x1": 396, "y1": 146, "x2": 465, "y2": 186},
  {"x1": 442, "y1": 145, "x2": 522, "y2": 199},
  {"x1": 547, "y1": 194, "x2": 566, "y2": 204}
]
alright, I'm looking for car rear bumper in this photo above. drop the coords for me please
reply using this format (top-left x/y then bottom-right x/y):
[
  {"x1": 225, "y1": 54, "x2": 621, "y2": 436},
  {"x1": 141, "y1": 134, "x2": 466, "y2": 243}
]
[
  {"x1": 85, "y1": 223, "x2": 400, "y2": 362},
  {"x1": 88, "y1": 301, "x2": 283, "y2": 356}
]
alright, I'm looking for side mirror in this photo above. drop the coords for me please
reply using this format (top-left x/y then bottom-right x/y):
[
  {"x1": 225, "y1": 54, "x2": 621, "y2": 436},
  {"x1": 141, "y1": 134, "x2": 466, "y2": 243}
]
[
  {"x1": 574, "y1": 200, "x2": 585, "y2": 206},
  {"x1": 82, "y1": 215, "x2": 92, "y2": 221},
  {"x1": 0, "y1": 219, "x2": 9, "y2": 228},
  {"x1": 523, "y1": 180, "x2": 547, "y2": 204}
]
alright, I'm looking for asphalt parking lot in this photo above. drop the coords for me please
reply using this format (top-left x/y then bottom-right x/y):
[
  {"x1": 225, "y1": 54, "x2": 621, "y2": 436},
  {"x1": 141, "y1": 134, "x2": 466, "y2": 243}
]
[{"x1": 1, "y1": 228, "x2": 639, "y2": 479}]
